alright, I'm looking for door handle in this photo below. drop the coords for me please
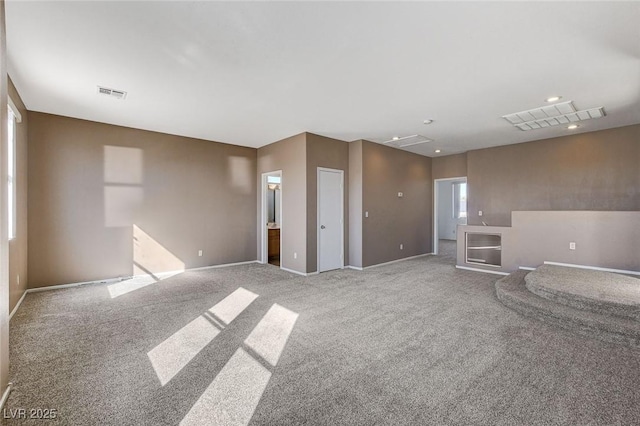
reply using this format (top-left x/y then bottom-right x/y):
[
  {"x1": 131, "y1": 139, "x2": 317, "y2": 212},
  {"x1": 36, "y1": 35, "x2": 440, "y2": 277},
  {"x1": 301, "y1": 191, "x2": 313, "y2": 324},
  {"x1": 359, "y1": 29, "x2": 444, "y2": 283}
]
[{"x1": 320, "y1": 225, "x2": 326, "y2": 229}]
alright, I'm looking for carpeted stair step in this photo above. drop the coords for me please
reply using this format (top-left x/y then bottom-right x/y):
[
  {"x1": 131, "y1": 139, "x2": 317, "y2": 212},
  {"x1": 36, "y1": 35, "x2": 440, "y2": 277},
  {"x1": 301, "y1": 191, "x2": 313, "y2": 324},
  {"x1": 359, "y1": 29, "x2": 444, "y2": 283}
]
[
  {"x1": 496, "y1": 270, "x2": 640, "y2": 349},
  {"x1": 525, "y1": 265, "x2": 640, "y2": 321}
]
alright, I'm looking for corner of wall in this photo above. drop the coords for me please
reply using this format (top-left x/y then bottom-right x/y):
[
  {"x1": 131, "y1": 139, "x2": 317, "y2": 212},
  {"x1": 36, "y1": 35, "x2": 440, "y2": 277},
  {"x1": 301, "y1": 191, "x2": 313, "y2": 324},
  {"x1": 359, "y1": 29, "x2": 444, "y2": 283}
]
[
  {"x1": 257, "y1": 132, "x2": 308, "y2": 275},
  {"x1": 360, "y1": 142, "x2": 433, "y2": 267},
  {"x1": 348, "y1": 141, "x2": 363, "y2": 268},
  {"x1": 0, "y1": 0, "x2": 11, "y2": 396},
  {"x1": 7, "y1": 76, "x2": 28, "y2": 313},
  {"x1": 305, "y1": 133, "x2": 350, "y2": 273}
]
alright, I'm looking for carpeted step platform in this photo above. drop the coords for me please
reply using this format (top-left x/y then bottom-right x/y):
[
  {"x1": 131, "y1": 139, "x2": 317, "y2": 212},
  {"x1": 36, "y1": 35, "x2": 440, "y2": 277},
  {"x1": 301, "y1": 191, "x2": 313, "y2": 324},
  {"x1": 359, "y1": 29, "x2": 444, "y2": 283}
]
[
  {"x1": 496, "y1": 270, "x2": 640, "y2": 348},
  {"x1": 525, "y1": 264, "x2": 640, "y2": 321}
]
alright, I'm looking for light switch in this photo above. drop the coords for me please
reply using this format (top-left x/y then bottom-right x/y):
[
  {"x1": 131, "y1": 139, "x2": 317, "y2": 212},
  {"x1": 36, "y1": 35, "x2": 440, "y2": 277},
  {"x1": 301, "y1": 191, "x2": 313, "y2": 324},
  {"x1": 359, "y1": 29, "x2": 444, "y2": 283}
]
[
  {"x1": 365, "y1": 211, "x2": 369, "y2": 218},
  {"x1": 569, "y1": 242, "x2": 576, "y2": 250},
  {"x1": 398, "y1": 192, "x2": 403, "y2": 198}
]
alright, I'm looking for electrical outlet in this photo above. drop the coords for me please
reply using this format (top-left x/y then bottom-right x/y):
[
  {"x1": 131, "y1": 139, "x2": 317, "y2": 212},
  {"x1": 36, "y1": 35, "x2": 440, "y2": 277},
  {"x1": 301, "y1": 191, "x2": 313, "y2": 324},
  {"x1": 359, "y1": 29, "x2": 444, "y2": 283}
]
[
  {"x1": 478, "y1": 210, "x2": 483, "y2": 217},
  {"x1": 198, "y1": 250, "x2": 203, "y2": 257},
  {"x1": 400, "y1": 244, "x2": 404, "y2": 250},
  {"x1": 398, "y1": 192, "x2": 403, "y2": 198},
  {"x1": 569, "y1": 242, "x2": 576, "y2": 250},
  {"x1": 294, "y1": 252, "x2": 297, "y2": 259}
]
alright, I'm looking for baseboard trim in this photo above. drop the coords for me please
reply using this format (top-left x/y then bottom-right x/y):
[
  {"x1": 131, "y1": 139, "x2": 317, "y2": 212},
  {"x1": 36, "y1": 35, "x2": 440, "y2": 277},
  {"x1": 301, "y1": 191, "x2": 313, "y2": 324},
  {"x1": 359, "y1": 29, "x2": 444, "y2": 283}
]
[
  {"x1": 280, "y1": 266, "x2": 308, "y2": 277},
  {"x1": 23, "y1": 261, "x2": 261, "y2": 294},
  {"x1": 188, "y1": 260, "x2": 259, "y2": 272},
  {"x1": 0, "y1": 382, "x2": 12, "y2": 411},
  {"x1": 346, "y1": 265, "x2": 363, "y2": 271},
  {"x1": 27, "y1": 277, "x2": 123, "y2": 293},
  {"x1": 456, "y1": 265, "x2": 510, "y2": 276},
  {"x1": 543, "y1": 261, "x2": 640, "y2": 276},
  {"x1": 9, "y1": 290, "x2": 27, "y2": 321},
  {"x1": 363, "y1": 253, "x2": 433, "y2": 270},
  {"x1": 518, "y1": 266, "x2": 536, "y2": 271}
]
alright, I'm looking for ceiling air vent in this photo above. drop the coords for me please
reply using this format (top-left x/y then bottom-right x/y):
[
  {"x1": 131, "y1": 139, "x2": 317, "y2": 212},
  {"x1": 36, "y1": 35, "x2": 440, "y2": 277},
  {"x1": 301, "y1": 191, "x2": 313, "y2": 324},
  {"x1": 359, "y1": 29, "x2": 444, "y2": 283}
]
[
  {"x1": 97, "y1": 86, "x2": 127, "y2": 100},
  {"x1": 383, "y1": 134, "x2": 433, "y2": 148},
  {"x1": 502, "y1": 101, "x2": 604, "y2": 131}
]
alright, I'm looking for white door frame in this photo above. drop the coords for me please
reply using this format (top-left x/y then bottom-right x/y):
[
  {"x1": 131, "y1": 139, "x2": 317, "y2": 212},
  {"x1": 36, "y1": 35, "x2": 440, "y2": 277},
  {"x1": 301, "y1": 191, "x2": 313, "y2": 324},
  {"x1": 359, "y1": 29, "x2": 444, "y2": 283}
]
[
  {"x1": 433, "y1": 176, "x2": 467, "y2": 255},
  {"x1": 317, "y1": 167, "x2": 344, "y2": 272},
  {"x1": 260, "y1": 170, "x2": 282, "y2": 267}
]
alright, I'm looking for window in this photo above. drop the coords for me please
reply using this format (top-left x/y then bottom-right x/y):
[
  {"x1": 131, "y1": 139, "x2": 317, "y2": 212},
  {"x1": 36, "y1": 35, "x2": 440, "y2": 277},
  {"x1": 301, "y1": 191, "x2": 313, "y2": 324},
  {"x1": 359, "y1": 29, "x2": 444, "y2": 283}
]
[
  {"x1": 453, "y1": 182, "x2": 467, "y2": 219},
  {"x1": 7, "y1": 105, "x2": 16, "y2": 240}
]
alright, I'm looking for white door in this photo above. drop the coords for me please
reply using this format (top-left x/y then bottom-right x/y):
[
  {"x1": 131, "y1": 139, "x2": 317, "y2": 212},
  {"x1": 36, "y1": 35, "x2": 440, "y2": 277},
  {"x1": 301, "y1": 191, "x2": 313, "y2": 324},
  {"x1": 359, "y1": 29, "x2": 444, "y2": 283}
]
[{"x1": 318, "y1": 169, "x2": 343, "y2": 272}]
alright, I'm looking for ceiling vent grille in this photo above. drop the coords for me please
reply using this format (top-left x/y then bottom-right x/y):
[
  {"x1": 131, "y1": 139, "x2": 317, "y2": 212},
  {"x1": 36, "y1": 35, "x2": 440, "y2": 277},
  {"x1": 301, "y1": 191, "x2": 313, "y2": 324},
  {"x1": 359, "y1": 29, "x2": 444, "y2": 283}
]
[
  {"x1": 383, "y1": 134, "x2": 433, "y2": 148},
  {"x1": 97, "y1": 86, "x2": 127, "y2": 100},
  {"x1": 502, "y1": 101, "x2": 604, "y2": 131}
]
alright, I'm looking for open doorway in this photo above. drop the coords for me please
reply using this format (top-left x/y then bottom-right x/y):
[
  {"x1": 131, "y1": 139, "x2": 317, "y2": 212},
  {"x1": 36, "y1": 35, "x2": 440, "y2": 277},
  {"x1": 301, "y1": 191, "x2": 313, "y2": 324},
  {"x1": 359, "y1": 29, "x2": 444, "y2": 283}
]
[
  {"x1": 434, "y1": 177, "x2": 467, "y2": 257},
  {"x1": 261, "y1": 171, "x2": 282, "y2": 267}
]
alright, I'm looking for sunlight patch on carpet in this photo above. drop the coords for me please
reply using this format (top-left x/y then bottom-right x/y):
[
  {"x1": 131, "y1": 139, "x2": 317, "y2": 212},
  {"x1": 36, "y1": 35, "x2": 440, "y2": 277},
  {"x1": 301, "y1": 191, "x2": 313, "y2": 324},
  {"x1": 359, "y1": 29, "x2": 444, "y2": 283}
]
[{"x1": 148, "y1": 287, "x2": 259, "y2": 385}]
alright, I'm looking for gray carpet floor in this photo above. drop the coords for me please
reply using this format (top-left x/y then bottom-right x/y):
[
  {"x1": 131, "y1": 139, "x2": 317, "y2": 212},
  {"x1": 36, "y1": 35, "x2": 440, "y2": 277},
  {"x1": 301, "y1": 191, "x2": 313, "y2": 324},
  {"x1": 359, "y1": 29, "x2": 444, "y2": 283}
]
[
  {"x1": 4, "y1": 251, "x2": 640, "y2": 425},
  {"x1": 438, "y1": 239, "x2": 457, "y2": 257},
  {"x1": 526, "y1": 264, "x2": 640, "y2": 320}
]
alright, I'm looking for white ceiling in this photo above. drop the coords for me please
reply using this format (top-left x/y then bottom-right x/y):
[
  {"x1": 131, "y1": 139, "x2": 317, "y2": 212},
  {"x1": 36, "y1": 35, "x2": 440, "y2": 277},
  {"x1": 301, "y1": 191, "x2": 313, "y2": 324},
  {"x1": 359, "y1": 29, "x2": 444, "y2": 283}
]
[{"x1": 6, "y1": 1, "x2": 640, "y2": 157}]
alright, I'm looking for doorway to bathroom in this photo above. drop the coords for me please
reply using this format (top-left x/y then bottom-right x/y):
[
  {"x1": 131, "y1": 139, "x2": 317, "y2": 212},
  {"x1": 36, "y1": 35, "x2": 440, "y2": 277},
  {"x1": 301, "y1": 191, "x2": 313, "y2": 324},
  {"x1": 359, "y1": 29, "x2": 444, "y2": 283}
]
[{"x1": 261, "y1": 171, "x2": 282, "y2": 267}]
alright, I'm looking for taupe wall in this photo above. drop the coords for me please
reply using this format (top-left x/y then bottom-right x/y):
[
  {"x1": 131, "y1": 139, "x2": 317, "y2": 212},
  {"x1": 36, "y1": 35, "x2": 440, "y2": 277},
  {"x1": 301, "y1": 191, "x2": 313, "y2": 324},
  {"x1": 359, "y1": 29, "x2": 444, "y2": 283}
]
[
  {"x1": 306, "y1": 133, "x2": 349, "y2": 273},
  {"x1": 8, "y1": 77, "x2": 27, "y2": 312},
  {"x1": 432, "y1": 153, "x2": 467, "y2": 180},
  {"x1": 0, "y1": 0, "x2": 9, "y2": 398},
  {"x1": 28, "y1": 113, "x2": 257, "y2": 288},
  {"x1": 467, "y1": 125, "x2": 640, "y2": 226},
  {"x1": 361, "y1": 141, "x2": 433, "y2": 267},
  {"x1": 348, "y1": 140, "x2": 363, "y2": 268},
  {"x1": 456, "y1": 211, "x2": 640, "y2": 273},
  {"x1": 23, "y1": 102, "x2": 639, "y2": 289},
  {"x1": 257, "y1": 133, "x2": 307, "y2": 273},
  {"x1": 512, "y1": 211, "x2": 640, "y2": 272}
]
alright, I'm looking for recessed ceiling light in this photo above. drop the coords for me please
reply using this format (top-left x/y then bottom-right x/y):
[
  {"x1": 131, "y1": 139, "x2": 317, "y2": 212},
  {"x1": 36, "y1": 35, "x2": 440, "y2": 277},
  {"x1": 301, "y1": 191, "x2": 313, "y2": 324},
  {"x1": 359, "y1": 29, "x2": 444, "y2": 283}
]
[
  {"x1": 383, "y1": 135, "x2": 433, "y2": 147},
  {"x1": 423, "y1": 119, "x2": 433, "y2": 125},
  {"x1": 435, "y1": 149, "x2": 441, "y2": 153},
  {"x1": 567, "y1": 124, "x2": 579, "y2": 130},
  {"x1": 545, "y1": 96, "x2": 562, "y2": 103}
]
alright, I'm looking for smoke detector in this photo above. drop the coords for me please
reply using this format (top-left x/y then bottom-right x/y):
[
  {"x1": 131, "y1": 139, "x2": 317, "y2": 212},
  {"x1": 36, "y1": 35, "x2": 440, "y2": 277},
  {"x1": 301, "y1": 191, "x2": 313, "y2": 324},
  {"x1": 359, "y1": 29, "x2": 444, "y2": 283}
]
[{"x1": 97, "y1": 86, "x2": 127, "y2": 100}]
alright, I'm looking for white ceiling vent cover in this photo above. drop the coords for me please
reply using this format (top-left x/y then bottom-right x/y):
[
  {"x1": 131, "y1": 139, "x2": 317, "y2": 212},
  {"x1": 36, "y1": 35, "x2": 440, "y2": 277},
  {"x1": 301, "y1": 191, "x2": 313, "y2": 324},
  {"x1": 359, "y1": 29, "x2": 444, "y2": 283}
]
[
  {"x1": 383, "y1": 134, "x2": 433, "y2": 148},
  {"x1": 97, "y1": 86, "x2": 127, "y2": 100},
  {"x1": 502, "y1": 101, "x2": 605, "y2": 131}
]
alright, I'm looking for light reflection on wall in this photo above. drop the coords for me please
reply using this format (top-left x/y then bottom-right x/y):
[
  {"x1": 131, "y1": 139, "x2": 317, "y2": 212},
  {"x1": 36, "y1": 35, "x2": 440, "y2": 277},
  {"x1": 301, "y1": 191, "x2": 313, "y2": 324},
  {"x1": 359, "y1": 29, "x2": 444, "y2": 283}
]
[
  {"x1": 104, "y1": 146, "x2": 143, "y2": 184},
  {"x1": 103, "y1": 146, "x2": 144, "y2": 227},
  {"x1": 107, "y1": 225, "x2": 185, "y2": 298},
  {"x1": 133, "y1": 225, "x2": 185, "y2": 277},
  {"x1": 228, "y1": 156, "x2": 253, "y2": 195},
  {"x1": 104, "y1": 186, "x2": 144, "y2": 228}
]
